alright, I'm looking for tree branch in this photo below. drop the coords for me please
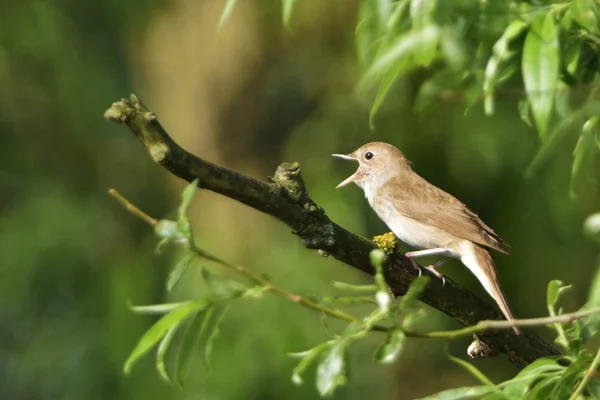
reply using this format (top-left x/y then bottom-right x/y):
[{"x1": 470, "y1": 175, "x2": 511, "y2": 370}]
[{"x1": 104, "y1": 94, "x2": 559, "y2": 367}]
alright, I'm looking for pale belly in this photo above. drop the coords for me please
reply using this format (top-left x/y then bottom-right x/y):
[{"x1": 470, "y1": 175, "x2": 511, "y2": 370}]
[{"x1": 369, "y1": 195, "x2": 462, "y2": 259}]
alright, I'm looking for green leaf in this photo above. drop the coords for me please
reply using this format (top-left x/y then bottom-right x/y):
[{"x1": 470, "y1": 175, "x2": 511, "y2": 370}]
[
  {"x1": 547, "y1": 280, "x2": 564, "y2": 308},
  {"x1": 584, "y1": 212, "x2": 600, "y2": 243},
  {"x1": 571, "y1": 0, "x2": 599, "y2": 33},
  {"x1": 362, "y1": 26, "x2": 439, "y2": 83},
  {"x1": 123, "y1": 300, "x2": 209, "y2": 375},
  {"x1": 580, "y1": 259, "x2": 600, "y2": 341},
  {"x1": 331, "y1": 281, "x2": 377, "y2": 293},
  {"x1": 522, "y1": 376, "x2": 560, "y2": 399},
  {"x1": 176, "y1": 305, "x2": 214, "y2": 388},
  {"x1": 218, "y1": 0, "x2": 238, "y2": 32},
  {"x1": 484, "y1": 20, "x2": 528, "y2": 116},
  {"x1": 281, "y1": 0, "x2": 295, "y2": 29},
  {"x1": 518, "y1": 96, "x2": 533, "y2": 127},
  {"x1": 374, "y1": 329, "x2": 405, "y2": 364},
  {"x1": 410, "y1": 0, "x2": 438, "y2": 66},
  {"x1": 369, "y1": 60, "x2": 409, "y2": 129},
  {"x1": 290, "y1": 342, "x2": 331, "y2": 385},
  {"x1": 204, "y1": 305, "x2": 231, "y2": 370},
  {"x1": 316, "y1": 340, "x2": 348, "y2": 396},
  {"x1": 415, "y1": 386, "x2": 494, "y2": 400},
  {"x1": 167, "y1": 254, "x2": 194, "y2": 292},
  {"x1": 177, "y1": 179, "x2": 199, "y2": 242},
  {"x1": 500, "y1": 357, "x2": 565, "y2": 397},
  {"x1": 129, "y1": 301, "x2": 191, "y2": 315},
  {"x1": 570, "y1": 117, "x2": 598, "y2": 198},
  {"x1": 448, "y1": 353, "x2": 495, "y2": 387},
  {"x1": 156, "y1": 326, "x2": 178, "y2": 384},
  {"x1": 400, "y1": 276, "x2": 430, "y2": 310},
  {"x1": 386, "y1": 0, "x2": 410, "y2": 31},
  {"x1": 522, "y1": 14, "x2": 560, "y2": 140},
  {"x1": 201, "y1": 268, "x2": 247, "y2": 299}
]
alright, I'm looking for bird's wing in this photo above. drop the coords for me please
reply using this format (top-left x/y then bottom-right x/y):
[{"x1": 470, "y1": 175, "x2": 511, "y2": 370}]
[{"x1": 385, "y1": 176, "x2": 509, "y2": 254}]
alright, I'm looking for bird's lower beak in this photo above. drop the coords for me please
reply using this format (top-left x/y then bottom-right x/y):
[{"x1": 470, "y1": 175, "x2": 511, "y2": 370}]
[
  {"x1": 332, "y1": 153, "x2": 360, "y2": 189},
  {"x1": 335, "y1": 171, "x2": 360, "y2": 189}
]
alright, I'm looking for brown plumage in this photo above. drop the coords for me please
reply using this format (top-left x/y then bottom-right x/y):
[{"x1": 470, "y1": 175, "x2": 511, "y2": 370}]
[{"x1": 333, "y1": 142, "x2": 520, "y2": 334}]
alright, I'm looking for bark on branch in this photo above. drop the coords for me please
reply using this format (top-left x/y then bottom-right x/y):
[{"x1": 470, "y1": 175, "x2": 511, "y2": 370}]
[{"x1": 105, "y1": 94, "x2": 558, "y2": 367}]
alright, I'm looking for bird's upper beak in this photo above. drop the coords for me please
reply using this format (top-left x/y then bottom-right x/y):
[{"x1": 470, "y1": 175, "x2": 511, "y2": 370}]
[{"x1": 332, "y1": 153, "x2": 360, "y2": 189}]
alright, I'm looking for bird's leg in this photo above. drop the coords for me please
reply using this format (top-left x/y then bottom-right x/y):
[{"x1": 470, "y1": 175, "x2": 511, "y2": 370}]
[{"x1": 405, "y1": 248, "x2": 450, "y2": 286}]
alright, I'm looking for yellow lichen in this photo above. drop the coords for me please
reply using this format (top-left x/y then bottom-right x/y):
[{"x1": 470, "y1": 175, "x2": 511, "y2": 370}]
[{"x1": 372, "y1": 232, "x2": 398, "y2": 255}]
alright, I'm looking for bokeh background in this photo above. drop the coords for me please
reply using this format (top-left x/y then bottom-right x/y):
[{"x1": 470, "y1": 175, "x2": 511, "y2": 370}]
[{"x1": 2, "y1": 0, "x2": 599, "y2": 399}]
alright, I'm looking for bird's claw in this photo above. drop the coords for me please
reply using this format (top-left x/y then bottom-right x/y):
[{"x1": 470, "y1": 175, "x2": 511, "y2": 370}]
[{"x1": 426, "y1": 265, "x2": 446, "y2": 286}]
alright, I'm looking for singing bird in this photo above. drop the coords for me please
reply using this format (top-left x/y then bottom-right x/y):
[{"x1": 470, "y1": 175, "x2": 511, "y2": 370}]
[{"x1": 333, "y1": 142, "x2": 520, "y2": 334}]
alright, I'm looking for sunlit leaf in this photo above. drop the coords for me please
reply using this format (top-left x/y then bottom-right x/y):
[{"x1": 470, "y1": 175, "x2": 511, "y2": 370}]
[
  {"x1": 290, "y1": 341, "x2": 331, "y2": 385},
  {"x1": 218, "y1": 0, "x2": 239, "y2": 32},
  {"x1": 156, "y1": 326, "x2": 178, "y2": 384},
  {"x1": 571, "y1": 0, "x2": 599, "y2": 33},
  {"x1": 522, "y1": 14, "x2": 560, "y2": 140},
  {"x1": 123, "y1": 300, "x2": 209, "y2": 375},
  {"x1": 584, "y1": 212, "x2": 600, "y2": 243},
  {"x1": 484, "y1": 20, "x2": 527, "y2": 115},
  {"x1": 316, "y1": 340, "x2": 348, "y2": 396},
  {"x1": 176, "y1": 305, "x2": 214, "y2": 388},
  {"x1": 415, "y1": 386, "x2": 494, "y2": 400},
  {"x1": 204, "y1": 305, "x2": 231, "y2": 370},
  {"x1": 282, "y1": 0, "x2": 295, "y2": 29},
  {"x1": 167, "y1": 254, "x2": 194, "y2": 292},
  {"x1": 386, "y1": 0, "x2": 410, "y2": 31},
  {"x1": 547, "y1": 280, "x2": 565, "y2": 308},
  {"x1": 130, "y1": 301, "x2": 192, "y2": 315},
  {"x1": 570, "y1": 116, "x2": 598, "y2": 198},
  {"x1": 362, "y1": 26, "x2": 439, "y2": 83},
  {"x1": 374, "y1": 329, "x2": 405, "y2": 364}
]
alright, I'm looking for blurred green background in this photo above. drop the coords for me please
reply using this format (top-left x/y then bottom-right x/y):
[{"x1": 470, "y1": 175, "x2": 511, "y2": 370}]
[{"x1": 2, "y1": 0, "x2": 599, "y2": 399}]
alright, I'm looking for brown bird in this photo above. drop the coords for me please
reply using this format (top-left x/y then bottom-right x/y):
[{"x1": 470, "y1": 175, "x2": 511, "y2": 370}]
[{"x1": 333, "y1": 142, "x2": 520, "y2": 334}]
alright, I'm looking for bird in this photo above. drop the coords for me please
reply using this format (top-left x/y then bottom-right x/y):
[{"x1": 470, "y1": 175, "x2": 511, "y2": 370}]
[{"x1": 332, "y1": 141, "x2": 520, "y2": 334}]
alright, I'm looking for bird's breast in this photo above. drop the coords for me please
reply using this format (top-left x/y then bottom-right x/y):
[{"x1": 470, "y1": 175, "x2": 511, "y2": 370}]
[{"x1": 368, "y1": 195, "x2": 461, "y2": 258}]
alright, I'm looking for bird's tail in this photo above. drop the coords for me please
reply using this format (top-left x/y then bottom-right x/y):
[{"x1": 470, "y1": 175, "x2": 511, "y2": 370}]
[{"x1": 461, "y1": 244, "x2": 521, "y2": 335}]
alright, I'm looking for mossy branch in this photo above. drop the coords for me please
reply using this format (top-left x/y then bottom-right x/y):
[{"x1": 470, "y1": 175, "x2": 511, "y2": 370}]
[{"x1": 105, "y1": 94, "x2": 558, "y2": 366}]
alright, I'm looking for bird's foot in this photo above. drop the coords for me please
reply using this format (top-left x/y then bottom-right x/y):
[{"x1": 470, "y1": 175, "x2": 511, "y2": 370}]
[{"x1": 425, "y1": 264, "x2": 446, "y2": 286}]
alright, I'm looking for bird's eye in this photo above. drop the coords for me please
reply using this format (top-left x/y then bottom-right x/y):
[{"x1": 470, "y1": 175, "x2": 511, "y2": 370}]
[{"x1": 365, "y1": 151, "x2": 374, "y2": 160}]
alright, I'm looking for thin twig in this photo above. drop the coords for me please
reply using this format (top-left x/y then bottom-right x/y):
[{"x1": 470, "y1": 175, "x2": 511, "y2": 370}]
[
  {"x1": 405, "y1": 307, "x2": 600, "y2": 340},
  {"x1": 109, "y1": 188, "x2": 600, "y2": 343},
  {"x1": 569, "y1": 346, "x2": 600, "y2": 400},
  {"x1": 109, "y1": 188, "x2": 389, "y2": 332},
  {"x1": 108, "y1": 189, "x2": 157, "y2": 226}
]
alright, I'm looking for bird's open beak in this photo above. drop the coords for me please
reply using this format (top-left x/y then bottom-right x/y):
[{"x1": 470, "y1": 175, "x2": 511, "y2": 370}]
[{"x1": 332, "y1": 153, "x2": 360, "y2": 189}]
